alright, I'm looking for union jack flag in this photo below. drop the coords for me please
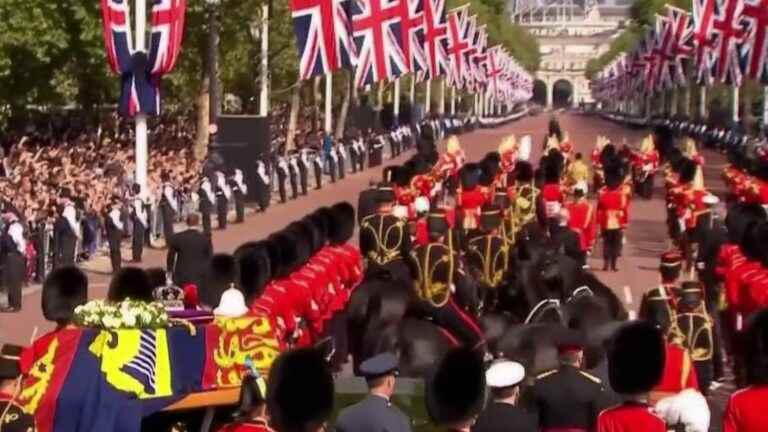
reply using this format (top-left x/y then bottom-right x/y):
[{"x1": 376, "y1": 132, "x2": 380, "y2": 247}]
[
  {"x1": 290, "y1": 0, "x2": 357, "y2": 80},
  {"x1": 640, "y1": 29, "x2": 660, "y2": 94},
  {"x1": 693, "y1": 0, "x2": 717, "y2": 84},
  {"x1": 100, "y1": 0, "x2": 186, "y2": 117},
  {"x1": 396, "y1": 0, "x2": 428, "y2": 76},
  {"x1": 739, "y1": 0, "x2": 768, "y2": 83},
  {"x1": 423, "y1": 0, "x2": 449, "y2": 79},
  {"x1": 665, "y1": 6, "x2": 694, "y2": 86},
  {"x1": 445, "y1": 6, "x2": 470, "y2": 88},
  {"x1": 469, "y1": 25, "x2": 488, "y2": 91},
  {"x1": 653, "y1": 14, "x2": 676, "y2": 91},
  {"x1": 711, "y1": 0, "x2": 746, "y2": 85},
  {"x1": 351, "y1": 0, "x2": 408, "y2": 87}
]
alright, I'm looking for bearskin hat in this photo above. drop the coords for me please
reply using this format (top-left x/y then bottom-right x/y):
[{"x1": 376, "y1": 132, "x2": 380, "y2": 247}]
[
  {"x1": 515, "y1": 161, "x2": 534, "y2": 183},
  {"x1": 329, "y1": 202, "x2": 356, "y2": 245},
  {"x1": 741, "y1": 221, "x2": 764, "y2": 260},
  {"x1": 677, "y1": 158, "x2": 698, "y2": 185},
  {"x1": 744, "y1": 310, "x2": 768, "y2": 385},
  {"x1": 302, "y1": 213, "x2": 328, "y2": 253},
  {"x1": 267, "y1": 347, "x2": 334, "y2": 432},
  {"x1": 284, "y1": 224, "x2": 313, "y2": 270},
  {"x1": 392, "y1": 165, "x2": 413, "y2": 188},
  {"x1": 608, "y1": 321, "x2": 666, "y2": 395},
  {"x1": 604, "y1": 163, "x2": 624, "y2": 189},
  {"x1": 480, "y1": 205, "x2": 502, "y2": 232},
  {"x1": 203, "y1": 254, "x2": 239, "y2": 308},
  {"x1": 42, "y1": 266, "x2": 88, "y2": 324},
  {"x1": 234, "y1": 241, "x2": 272, "y2": 302},
  {"x1": 726, "y1": 203, "x2": 767, "y2": 243},
  {"x1": 265, "y1": 235, "x2": 290, "y2": 280},
  {"x1": 543, "y1": 156, "x2": 563, "y2": 184},
  {"x1": 0, "y1": 344, "x2": 22, "y2": 380},
  {"x1": 600, "y1": 143, "x2": 617, "y2": 167},
  {"x1": 108, "y1": 267, "x2": 154, "y2": 303},
  {"x1": 460, "y1": 163, "x2": 481, "y2": 190},
  {"x1": 426, "y1": 348, "x2": 486, "y2": 426}
]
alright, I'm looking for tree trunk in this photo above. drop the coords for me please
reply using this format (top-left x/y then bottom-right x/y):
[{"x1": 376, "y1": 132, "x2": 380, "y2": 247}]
[
  {"x1": 194, "y1": 75, "x2": 211, "y2": 161},
  {"x1": 313, "y1": 76, "x2": 322, "y2": 131},
  {"x1": 335, "y1": 72, "x2": 352, "y2": 140},
  {"x1": 286, "y1": 82, "x2": 301, "y2": 151}
]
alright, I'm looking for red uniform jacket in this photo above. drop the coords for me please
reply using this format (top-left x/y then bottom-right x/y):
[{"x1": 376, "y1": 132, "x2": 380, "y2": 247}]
[
  {"x1": 217, "y1": 419, "x2": 274, "y2": 432},
  {"x1": 457, "y1": 188, "x2": 486, "y2": 230},
  {"x1": 541, "y1": 183, "x2": 564, "y2": 219},
  {"x1": 723, "y1": 385, "x2": 768, "y2": 432},
  {"x1": 597, "y1": 402, "x2": 667, "y2": 432},
  {"x1": 726, "y1": 259, "x2": 761, "y2": 312},
  {"x1": 740, "y1": 266, "x2": 768, "y2": 316},
  {"x1": 716, "y1": 244, "x2": 745, "y2": 281},
  {"x1": 652, "y1": 343, "x2": 699, "y2": 396},
  {"x1": 566, "y1": 199, "x2": 596, "y2": 251},
  {"x1": 597, "y1": 187, "x2": 627, "y2": 231}
]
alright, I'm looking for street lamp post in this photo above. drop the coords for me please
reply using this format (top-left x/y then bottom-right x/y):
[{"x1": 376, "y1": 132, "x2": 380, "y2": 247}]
[{"x1": 206, "y1": 0, "x2": 221, "y2": 149}]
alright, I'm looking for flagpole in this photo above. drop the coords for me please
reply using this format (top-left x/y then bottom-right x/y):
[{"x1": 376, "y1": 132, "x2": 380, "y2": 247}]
[
  {"x1": 670, "y1": 87, "x2": 678, "y2": 116},
  {"x1": 324, "y1": 72, "x2": 332, "y2": 134},
  {"x1": 682, "y1": 85, "x2": 691, "y2": 117},
  {"x1": 394, "y1": 77, "x2": 401, "y2": 124},
  {"x1": 450, "y1": 86, "x2": 456, "y2": 115},
  {"x1": 425, "y1": 79, "x2": 431, "y2": 113},
  {"x1": 259, "y1": 3, "x2": 269, "y2": 117},
  {"x1": 699, "y1": 85, "x2": 707, "y2": 119},
  {"x1": 731, "y1": 85, "x2": 739, "y2": 122},
  {"x1": 439, "y1": 78, "x2": 445, "y2": 115},
  {"x1": 135, "y1": 0, "x2": 148, "y2": 197},
  {"x1": 409, "y1": 75, "x2": 415, "y2": 105}
]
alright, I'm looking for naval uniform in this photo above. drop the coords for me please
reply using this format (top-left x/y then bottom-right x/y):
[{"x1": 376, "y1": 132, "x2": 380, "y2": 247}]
[
  {"x1": 198, "y1": 178, "x2": 215, "y2": 237},
  {"x1": 159, "y1": 182, "x2": 178, "y2": 243},
  {"x1": 54, "y1": 203, "x2": 79, "y2": 267},
  {"x1": 105, "y1": 207, "x2": 124, "y2": 273},
  {"x1": 472, "y1": 402, "x2": 536, "y2": 432},
  {"x1": 288, "y1": 153, "x2": 300, "y2": 199},
  {"x1": 313, "y1": 150, "x2": 324, "y2": 189},
  {"x1": 131, "y1": 196, "x2": 148, "y2": 261},
  {"x1": 254, "y1": 160, "x2": 271, "y2": 212},
  {"x1": 526, "y1": 365, "x2": 605, "y2": 432},
  {"x1": 335, "y1": 394, "x2": 412, "y2": 432},
  {"x1": 276, "y1": 155, "x2": 289, "y2": 203},
  {"x1": 299, "y1": 149, "x2": 311, "y2": 195},
  {"x1": 1, "y1": 221, "x2": 26, "y2": 310},
  {"x1": 337, "y1": 143, "x2": 347, "y2": 180},
  {"x1": 215, "y1": 172, "x2": 231, "y2": 229},
  {"x1": 229, "y1": 171, "x2": 248, "y2": 223}
]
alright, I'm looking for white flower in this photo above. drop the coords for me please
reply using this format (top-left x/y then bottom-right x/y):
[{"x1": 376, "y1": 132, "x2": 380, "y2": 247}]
[{"x1": 123, "y1": 314, "x2": 137, "y2": 327}]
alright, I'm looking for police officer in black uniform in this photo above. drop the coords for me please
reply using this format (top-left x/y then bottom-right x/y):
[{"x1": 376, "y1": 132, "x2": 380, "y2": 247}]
[
  {"x1": 130, "y1": 184, "x2": 148, "y2": 262},
  {"x1": 1, "y1": 210, "x2": 25, "y2": 312},
  {"x1": 312, "y1": 148, "x2": 324, "y2": 190},
  {"x1": 335, "y1": 353, "x2": 412, "y2": 432},
  {"x1": 198, "y1": 175, "x2": 215, "y2": 237},
  {"x1": 525, "y1": 334, "x2": 606, "y2": 432},
  {"x1": 276, "y1": 153, "x2": 289, "y2": 203},
  {"x1": 336, "y1": 141, "x2": 347, "y2": 180},
  {"x1": 105, "y1": 197, "x2": 124, "y2": 274},
  {"x1": 299, "y1": 148, "x2": 311, "y2": 195},
  {"x1": 288, "y1": 151, "x2": 300, "y2": 199},
  {"x1": 229, "y1": 168, "x2": 247, "y2": 223},
  {"x1": 159, "y1": 172, "x2": 178, "y2": 245},
  {"x1": 215, "y1": 171, "x2": 231, "y2": 230},
  {"x1": 359, "y1": 186, "x2": 411, "y2": 271},
  {"x1": 465, "y1": 205, "x2": 510, "y2": 311},
  {"x1": 254, "y1": 158, "x2": 271, "y2": 212},
  {"x1": 409, "y1": 210, "x2": 485, "y2": 349},
  {"x1": 0, "y1": 344, "x2": 35, "y2": 431}
]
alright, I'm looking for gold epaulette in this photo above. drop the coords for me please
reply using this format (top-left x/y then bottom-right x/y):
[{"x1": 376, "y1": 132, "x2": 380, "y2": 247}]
[
  {"x1": 535, "y1": 369, "x2": 557, "y2": 380},
  {"x1": 578, "y1": 370, "x2": 602, "y2": 384}
]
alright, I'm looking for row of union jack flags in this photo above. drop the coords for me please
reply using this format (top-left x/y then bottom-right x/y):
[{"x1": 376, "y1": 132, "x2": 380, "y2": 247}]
[
  {"x1": 289, "y1": 0, "x2": 533, "y2": 102},
  {"x1": 591, "y1": 0, "x2": 768, "y2": 103}
]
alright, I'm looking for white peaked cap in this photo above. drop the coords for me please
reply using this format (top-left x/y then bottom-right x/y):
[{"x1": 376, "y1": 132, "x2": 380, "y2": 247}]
[{"x1": 486, "y1": 360, "x2": 525, "y2": 388}]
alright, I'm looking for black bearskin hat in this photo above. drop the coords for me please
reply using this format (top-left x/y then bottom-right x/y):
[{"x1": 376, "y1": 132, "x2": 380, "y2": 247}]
[
  {"x1": 604, "y1": 163, "x2": 623, "y2": 189},
  {"x1": 265, "y1": 234, "x2": 293, "y2": 280},
  {"x1": 744, "y1": 309, "x2": 768, "y2": 385},
  {"x1": 515, "y1": 161, "x2": 534, "y2": 183},
  {"x1": 0, "y1": 344, "x2": 22, "y2": 380},
  {"x1": 302, "y1": 213, "x2": 327, "y2": 253},
  {"x1": 677, "y1": 158, "x2": 698, "y2": 185},
  {"x1": 608, "y1": 321, "x2": 665, "y2": 395},
  {"x1": 286, "y1": 221, "x2": 315, "y2": 266},
  {"x1": 108, "y1": 267, "x2": 154, "y2": 303},
  {"x1": 427, "y1": 209, "x2": 450, "y2": 236},
  {"x1": 42, "y1": 266, "x2": 88, "y2": 324},
  {"x1": 426, "y1": 348, "x2": 486, "y2": 426},
  {"x1": 600, "y1": 144, "x2": 617, "y2": 167},
  {"x1": 460, "y1": 163, "x2": 480, "y2": 190},
  {"x1": 329, "y1": 202, "x2": 356, "y2": 245},
  {"x1": 392, "y1": 165, "x2": 413, "y2": 188},
  {"x1": 480, "y1": 205, "x2": 502, "y2": 232},
  {"x1": 234, "y1": 241, "x2": 272, "y2": 302},
  {"x1": 203, "y1": 254, "x2": 239, "y2": 308},
  {"x1": 543, "y1": 156, "x2": 563, "y2": 183},
  {"x1": 725, "y1": 203, "x2": 767, "y2": 243},
  {"x1": 479, "y1": 158, "x2": 500, "y2": 187},
  {"x1": 268, "y1": 347, "x2": 334, "y2": 432},
  {"x1": 741, "y1": 221, "x2": 764, "y2": 261}
]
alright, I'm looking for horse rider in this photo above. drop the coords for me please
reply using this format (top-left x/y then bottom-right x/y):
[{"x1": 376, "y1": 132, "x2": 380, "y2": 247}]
[
  {"x1": 358, "y1": 185, "x2": 412, "y2": 276},
  {"x1": 465, "y1": 205, "x2": 510, "y2": 310}
]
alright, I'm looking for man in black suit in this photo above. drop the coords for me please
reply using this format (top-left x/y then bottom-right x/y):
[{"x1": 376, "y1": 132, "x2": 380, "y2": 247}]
[
  {"x1": 548, "y1": 208, "x2": 586, "y2": 267},
  {"x1": 166, "y1": 213, "x2": 212, "y2": 289},
  {"x1": 54, "y1": 189, "x2": 79, "y2": 268},
  {"x1": 473, "y1": 361, "x2": 536, "y2": 432},
  {"x1": 104, "y1": 198, "x2": 124, "y2": 273}
]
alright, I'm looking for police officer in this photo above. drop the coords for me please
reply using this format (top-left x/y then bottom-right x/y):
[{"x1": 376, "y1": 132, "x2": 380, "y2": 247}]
[
  {"x1": 229, "y1": 168, "x2": 248, "y2": 223},
  {"x1": 526, "y1": 334, "x2": 606, "y2": 432},
  {"x1": 353, "y1": 133, "x2": 366, "y2": 173},
  {"x1": 299, "y1": 148, "x2": 311, "y2": 195},
  {"x1": 276, "y1": 153, "x2": 289, "y2": 203},
  {"x1": 159, "y1": 172, "x2": 178, "y2": 244},
  {"x1": 312, "y1": 149, "x2": 324, "y2": 190},
  {"x1": 409, "y1": 210, "x2": 484, "y2": 349},
  {"x1": 105, "y1": 197, "x2": 124, "y2": 274},
  {"x1": 215, "y1": 170, "x2": 231, "y2": 230},
  {"x1": 130, "y1": 184, "x2": 148, "y2": 262},
  {"x1": 254, "y1": 158, "x2": 271, "y2": 212},
  {"x1": 359, "y1": 186, "x2": 412, "y2": 271},
  {"x1": 335, "y1": 352, "x2": 412, "y2": 432},
  {"x1": 0, "y1": 344, "x2": 35, "y2": 431},
  {"x1": 473, "y1": 361, "x2": 536, "y2": 432},
  {"x1": 1, "y1": 211, "x2": 25, "y2": 312},
  {"x1": 198, "y1": 175, "x2": 215, "y2": 237},
  {"x1": 288, "y1": 151, "x2": 300, "y2": 199}
]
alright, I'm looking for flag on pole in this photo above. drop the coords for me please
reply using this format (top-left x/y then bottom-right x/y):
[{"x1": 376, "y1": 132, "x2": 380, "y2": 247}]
[
  {"x1": 351, "y1": 0, "x2": 409, "y2": 87},
  {"x1": 423, "y1": 0, "x2": 449, "y2": 79},
  {"x1": 148, "y1": 0, "x2": 187, "y2": 75},
  {"x1": 290, "y1": 0, "x2": 357, "y2": 80},
  {"x1": 665, "y1": 6, "x2": 694, "y2": 86},
  {"x1": 396, "y1": 0, "x2": 428, "y2": 76},
  {"x1": 711, "y1": 0, "x2": 746, "y2": 85},
  {"x1": 693, "y1": 0, "x2": 717, "y2": 84},
  {"x1": 739, "y1": 0, "x2": 768, "y2": 83},
  {"x1": 445, "y1": 5, "x2": 470, "y2": 89}
]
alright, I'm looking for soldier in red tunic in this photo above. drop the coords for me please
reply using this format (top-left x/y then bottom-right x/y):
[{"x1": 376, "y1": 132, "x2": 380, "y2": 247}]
[
  {"x1": 597, "y1": 164, "x2": 627, "y2": 271},
  {"x1": 723, "y1": 309, "x2": 768, "y2": 431},
  {"x1": 565, "y1": 187, "x2": 595, "y2": 254},
  {"x1": 540, "y1": 154, "x2": 565, "y2": 233},
  {"x1": 217, "y1": 373, "x2": 273, "y2": 432},
  {"x1": 457, "y1": 163, "x2": 487, "y2": 235},
  {"x1": 597, "y1": 321, "x2": 668, "y2": 432}
]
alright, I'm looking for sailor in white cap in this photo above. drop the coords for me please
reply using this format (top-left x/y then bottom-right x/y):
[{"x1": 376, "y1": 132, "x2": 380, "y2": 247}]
[{"x1": 472, "y1": 361, "x2": 536, "y2": 432}]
